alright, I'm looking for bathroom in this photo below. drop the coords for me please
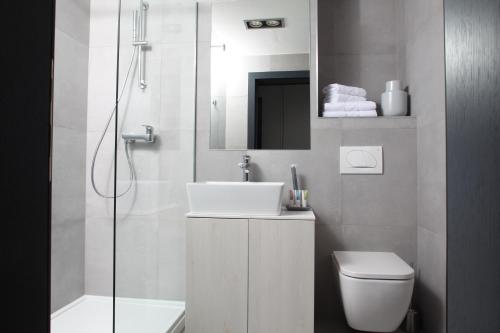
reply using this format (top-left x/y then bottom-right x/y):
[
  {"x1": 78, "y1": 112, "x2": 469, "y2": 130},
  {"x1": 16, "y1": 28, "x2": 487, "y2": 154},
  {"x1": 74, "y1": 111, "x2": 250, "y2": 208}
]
[{"x1": 3, "y1": 0, "x2": 499, "y2": 333}]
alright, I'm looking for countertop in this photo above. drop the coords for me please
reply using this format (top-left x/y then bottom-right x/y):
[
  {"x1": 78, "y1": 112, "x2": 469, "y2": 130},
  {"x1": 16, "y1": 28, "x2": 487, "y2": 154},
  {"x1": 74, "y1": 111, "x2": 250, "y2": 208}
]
[{"x1": 186, "y1": 208, "x2": 315, "y2": 221}]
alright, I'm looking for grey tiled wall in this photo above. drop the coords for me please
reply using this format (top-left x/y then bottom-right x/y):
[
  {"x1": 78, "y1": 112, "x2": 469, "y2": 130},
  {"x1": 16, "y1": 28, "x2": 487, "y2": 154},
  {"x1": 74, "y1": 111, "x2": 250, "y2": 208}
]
[
  {"x1": 404, "y1": 0, "x2": 447, "y2": 332},
  {"x1": 196, "y1": 0, "x2": 417, "y2": 323},
  {"x1": 318, "y1": 0, "x2": 405, "y2": 113},
  {"x1": 51, "y1": 0, "x2": 90, "y2": 312}
]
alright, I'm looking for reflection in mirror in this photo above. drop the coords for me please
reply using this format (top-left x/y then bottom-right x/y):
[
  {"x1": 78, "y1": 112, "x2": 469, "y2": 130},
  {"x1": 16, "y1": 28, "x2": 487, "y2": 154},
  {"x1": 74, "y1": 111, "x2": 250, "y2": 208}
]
[{"x1": 209, "y1": 0, "x2": 311, "y2": 150}]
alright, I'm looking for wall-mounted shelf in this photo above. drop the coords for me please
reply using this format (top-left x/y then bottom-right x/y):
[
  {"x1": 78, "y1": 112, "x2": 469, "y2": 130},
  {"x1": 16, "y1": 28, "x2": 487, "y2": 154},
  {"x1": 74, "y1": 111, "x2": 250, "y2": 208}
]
[{"x1": 313, "y1": 116, "x2": 416, "y2": 130}]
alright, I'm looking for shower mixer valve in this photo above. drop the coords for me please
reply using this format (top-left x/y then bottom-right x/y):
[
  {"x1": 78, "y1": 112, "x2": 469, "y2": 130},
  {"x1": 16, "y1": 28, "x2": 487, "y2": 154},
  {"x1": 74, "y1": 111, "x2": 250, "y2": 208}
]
[{"x1": 122, "y1": 125, "x2": 155, "y2": 143}]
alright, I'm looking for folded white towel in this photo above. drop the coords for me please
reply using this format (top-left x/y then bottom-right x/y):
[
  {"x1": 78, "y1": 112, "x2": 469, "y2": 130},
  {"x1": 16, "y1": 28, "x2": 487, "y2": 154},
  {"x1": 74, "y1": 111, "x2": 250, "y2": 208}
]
[
  {"x1": 324, "y1": 93, "x2": 367, "y2": 103},
  {"x1": 322, "y1": 110, "x2": 378, "y2": 118},
  {"x1": 322, "y1": 84, "x2": 367, "y2": 97},
  {"x1": 324, "y1": 101, "x2": 377, "y2": 112}
]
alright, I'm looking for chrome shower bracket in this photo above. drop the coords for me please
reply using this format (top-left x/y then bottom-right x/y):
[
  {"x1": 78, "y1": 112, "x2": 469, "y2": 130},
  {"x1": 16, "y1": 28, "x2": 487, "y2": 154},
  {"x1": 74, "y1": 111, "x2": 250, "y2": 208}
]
[{"x1": 133, "y1": 1, "x2": 150, "y2": 90}]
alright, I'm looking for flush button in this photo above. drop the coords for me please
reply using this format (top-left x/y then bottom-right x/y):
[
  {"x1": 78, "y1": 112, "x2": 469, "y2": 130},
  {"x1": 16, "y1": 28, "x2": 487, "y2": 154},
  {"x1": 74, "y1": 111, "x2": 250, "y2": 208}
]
[{"x1": 340, "y1": 146, "x2": 383, "y2": 174}]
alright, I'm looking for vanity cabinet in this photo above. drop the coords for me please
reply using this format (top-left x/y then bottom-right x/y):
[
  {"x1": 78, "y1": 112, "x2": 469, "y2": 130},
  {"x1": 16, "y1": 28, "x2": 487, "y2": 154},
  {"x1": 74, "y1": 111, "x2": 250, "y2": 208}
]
[
  {"x1": 186, "y1": 218, "x2": 249, "y2": 333},
  {"x1": 186, "y1": 212, "x2": 315, "y2": 333}
]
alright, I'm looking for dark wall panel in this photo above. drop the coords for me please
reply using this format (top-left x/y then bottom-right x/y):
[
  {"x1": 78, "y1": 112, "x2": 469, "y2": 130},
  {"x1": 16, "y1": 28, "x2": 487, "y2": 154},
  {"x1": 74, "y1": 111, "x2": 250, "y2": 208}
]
[
  {"x1": 1, "y1": 1, "x2": 55, "y2": 332},
  {"x1": 445, "y1": 0, "x2": 500, "y2": 332}
]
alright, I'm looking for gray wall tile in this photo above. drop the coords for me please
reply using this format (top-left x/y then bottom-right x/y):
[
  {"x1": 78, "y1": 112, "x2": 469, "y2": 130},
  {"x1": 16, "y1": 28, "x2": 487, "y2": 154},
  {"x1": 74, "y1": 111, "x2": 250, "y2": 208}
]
[
  {"x1": 52, "y1": 127, "x2": 87, "y2": 226},
  {"x1": 341, "y1": 128, "x2": 417, "y2": 228},
  {"x1": 404, "y1": 0, "x2": 447, "y2": 331},
  {"x1": 248, "y1": 129, "x2": 342, "y2": 225},
  {"x1": 405, "y1": 7, "x2": 446, "y2": 120},
  {"x1": 56, "y1": 0, "x2": 91, "y2": 45},
  {"x1": 318, "y1": 0, "x2": 402, "y2": 108},
  {"x1": 196, "y1": 1, "x2": 418, "y2": 323},
  {"x1": 417, "y1": 120, "x2": 447, "y2": 236},
  {"x1": 315, "y1": 224, "x2": 345, "y2": 320},
  {"x1": 51, "y1": 220, "x2": 85, "y2": 311},
  {"x1": 85, "y1": 217, "x2": 114, "y2": 296},
  {"x1": 331, "y1": 0, "x2": 398, "y2": 55},
  {"x1": 404, "y1": 0, "x2": 443, "y2": 41},
  {"x1": 115, "y1": 216, "x2": 159, "y2": 299},
  {"x1": 341, "y1": 225, "x2": 417, "y2": 265},
  {"x1": 53, "y1": 30, "x2": 89, "y2": 131},
  {"x1": 331, "y1": 53, "x2": 399, "y2": 105},
  {"x1": 157, "y1": 208, "x2": 187, "y2": 301},
  {"x1": 417, "y1": 227, "x2": 446, "y2": 333},
  {"x1": 51, "y1": 0, "x2": 90, "y2": 312}
]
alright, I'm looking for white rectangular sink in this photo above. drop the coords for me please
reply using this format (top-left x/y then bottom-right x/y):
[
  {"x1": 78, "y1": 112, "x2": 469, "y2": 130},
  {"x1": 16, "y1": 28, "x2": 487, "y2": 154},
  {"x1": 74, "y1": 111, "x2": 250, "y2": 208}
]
[{"x1": 186, "y1": 182, "x2": 285, "y2": 216}]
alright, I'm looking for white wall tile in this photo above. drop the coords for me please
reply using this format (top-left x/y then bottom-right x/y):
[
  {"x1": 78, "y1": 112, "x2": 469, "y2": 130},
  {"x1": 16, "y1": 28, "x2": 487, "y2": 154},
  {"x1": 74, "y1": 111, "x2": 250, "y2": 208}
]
[
  {"x1": 159, "y1": 43, "x2": 197, "y2": 131},
  {"x1": 86, "y1": 46, "x2": 118, "y2": 132},
  {"x1": 85, "y1": 1, "x2": 197, "y2": 301},
  {"x1": 115, "y1": 214, "x2": 159, "y2": 298},
  {"x1": 89, "y1": 0, "x2": 119, "y2": 47}
]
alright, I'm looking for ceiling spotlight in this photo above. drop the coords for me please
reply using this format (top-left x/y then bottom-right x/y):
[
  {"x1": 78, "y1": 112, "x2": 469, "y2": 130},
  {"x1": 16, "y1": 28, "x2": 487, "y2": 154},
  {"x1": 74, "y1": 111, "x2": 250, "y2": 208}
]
[
  {"x1": 247, "y1": 20, "x2": 264, "y2": 28},
  {"x1": 244, "y1": 18, "x2": 284, "y2": 29},
  {"x1": 265, "y1": 19, "x2": 281, "y2": 27}
]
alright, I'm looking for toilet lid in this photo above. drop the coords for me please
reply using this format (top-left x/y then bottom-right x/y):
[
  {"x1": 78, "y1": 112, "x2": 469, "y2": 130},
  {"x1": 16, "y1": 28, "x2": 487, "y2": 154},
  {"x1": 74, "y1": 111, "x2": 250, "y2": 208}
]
[{"x1": 333, "y1": 251, "x2": 414, "y2": 280}]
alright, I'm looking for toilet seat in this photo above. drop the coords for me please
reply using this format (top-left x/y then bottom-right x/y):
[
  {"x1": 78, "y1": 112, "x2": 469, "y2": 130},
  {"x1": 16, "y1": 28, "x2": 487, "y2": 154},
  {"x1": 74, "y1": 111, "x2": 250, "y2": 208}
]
[{"x1": 334, "y1": 251, "x2": 414, "y2": 280}]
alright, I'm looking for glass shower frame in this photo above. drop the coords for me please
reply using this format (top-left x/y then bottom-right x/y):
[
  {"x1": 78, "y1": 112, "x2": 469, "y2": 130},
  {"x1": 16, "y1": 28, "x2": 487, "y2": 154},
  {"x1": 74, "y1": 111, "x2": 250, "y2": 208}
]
[
  {"x1": 50, "y1": 0, "x2": 197, "y2": 332},
  {"x1": 113, "y1": 0, "x2": 197, "y2": 332}
]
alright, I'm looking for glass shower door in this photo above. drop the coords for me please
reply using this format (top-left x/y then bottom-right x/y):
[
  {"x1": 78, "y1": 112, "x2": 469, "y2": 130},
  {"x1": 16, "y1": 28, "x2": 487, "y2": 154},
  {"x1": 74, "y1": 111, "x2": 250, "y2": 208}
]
[{"x1": 114, "y1": 1, "x2": 197, "y2": 332}]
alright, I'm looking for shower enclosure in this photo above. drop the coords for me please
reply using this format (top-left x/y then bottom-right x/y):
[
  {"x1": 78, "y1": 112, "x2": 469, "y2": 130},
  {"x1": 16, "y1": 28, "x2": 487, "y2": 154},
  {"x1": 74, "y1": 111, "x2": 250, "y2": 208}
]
[{"x1": 50, "y1": 0, "x2": 197, "y2": 332}]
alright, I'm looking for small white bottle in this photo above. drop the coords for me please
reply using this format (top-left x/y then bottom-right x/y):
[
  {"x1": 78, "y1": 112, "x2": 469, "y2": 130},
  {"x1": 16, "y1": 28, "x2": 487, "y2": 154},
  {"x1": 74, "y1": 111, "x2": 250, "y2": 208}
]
[{"x1": 381, "y1": 80, "x2": 408, "y2": 116}]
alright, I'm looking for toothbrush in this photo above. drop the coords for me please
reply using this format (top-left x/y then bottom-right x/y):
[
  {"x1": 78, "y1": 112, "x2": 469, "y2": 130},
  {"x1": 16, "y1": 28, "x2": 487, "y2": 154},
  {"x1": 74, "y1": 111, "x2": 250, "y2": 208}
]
[{"x1": 291, "y1": 164, "x2": 299, "y2": 190}]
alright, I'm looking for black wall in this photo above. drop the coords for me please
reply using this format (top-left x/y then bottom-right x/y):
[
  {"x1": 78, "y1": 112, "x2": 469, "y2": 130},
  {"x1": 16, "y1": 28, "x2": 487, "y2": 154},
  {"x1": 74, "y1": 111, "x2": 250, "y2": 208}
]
[
  {"x1": 1, "y1": 1, "x2": 55, "y2": 332},
  {"x1": 445, "y1": 0, "x2": 500, "y2": 332}
]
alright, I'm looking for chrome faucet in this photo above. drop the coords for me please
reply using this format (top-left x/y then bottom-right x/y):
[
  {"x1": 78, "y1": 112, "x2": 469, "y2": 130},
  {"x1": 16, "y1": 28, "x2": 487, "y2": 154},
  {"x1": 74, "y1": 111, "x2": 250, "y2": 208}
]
[
  {"x1": 122, "y1": 124, "x2": 155, "y2": 143},
  {"x1": 238, "y1": 154, "x2": 251, "y2": 182}
]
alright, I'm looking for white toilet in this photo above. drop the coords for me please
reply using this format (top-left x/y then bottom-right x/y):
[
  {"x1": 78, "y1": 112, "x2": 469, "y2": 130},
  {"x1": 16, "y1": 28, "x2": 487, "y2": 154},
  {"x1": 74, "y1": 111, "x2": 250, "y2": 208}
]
[{"x1": 333, "y1": 251, "x2": 414, "y2": 332}]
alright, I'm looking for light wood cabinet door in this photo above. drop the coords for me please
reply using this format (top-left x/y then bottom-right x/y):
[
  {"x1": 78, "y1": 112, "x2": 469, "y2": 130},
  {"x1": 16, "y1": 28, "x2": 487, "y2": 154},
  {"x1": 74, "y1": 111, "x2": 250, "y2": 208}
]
[
  {"x1": 186, "y1": 218, "x2": 249, "y2": 333},
  {"x1": 248, "y1": 219, "x2": 315, "y2": 333}
]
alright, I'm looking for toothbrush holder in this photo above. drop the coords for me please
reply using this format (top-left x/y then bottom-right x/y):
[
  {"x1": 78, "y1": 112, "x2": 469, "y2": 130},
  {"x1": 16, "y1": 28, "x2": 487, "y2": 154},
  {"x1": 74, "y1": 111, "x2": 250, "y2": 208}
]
[{"x1": 287, "y1": 189, "x2": 310, "y2": 210}]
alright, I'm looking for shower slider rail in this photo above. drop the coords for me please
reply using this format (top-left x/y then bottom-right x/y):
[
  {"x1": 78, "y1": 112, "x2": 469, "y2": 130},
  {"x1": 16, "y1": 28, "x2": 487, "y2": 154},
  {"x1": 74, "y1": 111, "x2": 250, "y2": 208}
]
[{"x1": 133, "y1": 1, "x2": 149, "y2": 90}]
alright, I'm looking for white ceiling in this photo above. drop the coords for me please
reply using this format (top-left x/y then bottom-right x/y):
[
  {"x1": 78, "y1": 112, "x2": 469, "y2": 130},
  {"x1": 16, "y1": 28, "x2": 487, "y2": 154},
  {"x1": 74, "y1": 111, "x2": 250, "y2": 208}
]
[{"x1": 211, "y1": 0, "x2": 310, "y2": 56}]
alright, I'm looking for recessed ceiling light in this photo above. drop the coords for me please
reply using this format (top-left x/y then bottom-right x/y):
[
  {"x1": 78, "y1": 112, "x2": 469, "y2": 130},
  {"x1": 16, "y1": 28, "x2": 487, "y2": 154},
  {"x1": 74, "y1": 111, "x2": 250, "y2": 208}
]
[
  {"x1": 248, "y1": 20, "x2": 264, "y2": 28},
  {"x1": 245, "y1": 18, "x2": 284, "y2": 29},
  {"x1": 265, "y1": 19, "x2": 281, "y2": 27}
]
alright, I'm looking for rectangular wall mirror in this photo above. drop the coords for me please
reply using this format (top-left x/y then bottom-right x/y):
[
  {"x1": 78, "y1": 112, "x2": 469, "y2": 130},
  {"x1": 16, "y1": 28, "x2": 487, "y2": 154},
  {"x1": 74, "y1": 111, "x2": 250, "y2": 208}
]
[{"x1": 208, "y1": 0, "x2": 311, "y2": 150}]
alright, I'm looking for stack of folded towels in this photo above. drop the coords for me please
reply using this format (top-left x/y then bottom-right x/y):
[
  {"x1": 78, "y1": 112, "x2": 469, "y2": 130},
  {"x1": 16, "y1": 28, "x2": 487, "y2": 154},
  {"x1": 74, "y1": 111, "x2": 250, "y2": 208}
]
[{"x1": 322, "y1": 83, "x2": 378, "y2": 118}]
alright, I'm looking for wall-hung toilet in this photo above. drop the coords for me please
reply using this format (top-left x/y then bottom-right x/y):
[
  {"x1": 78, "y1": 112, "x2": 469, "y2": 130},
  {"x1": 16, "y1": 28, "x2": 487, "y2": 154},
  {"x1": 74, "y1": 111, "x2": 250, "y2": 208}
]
[{"x1": 333, "y1": 251, "x2": 414, "y2": 332}]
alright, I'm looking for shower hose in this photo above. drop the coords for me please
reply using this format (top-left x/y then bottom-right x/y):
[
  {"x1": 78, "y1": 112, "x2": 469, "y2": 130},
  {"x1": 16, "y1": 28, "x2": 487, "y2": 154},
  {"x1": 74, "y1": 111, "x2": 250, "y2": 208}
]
[{"x1": 90, "y1": 47, "x2": 138, "y2": 198}]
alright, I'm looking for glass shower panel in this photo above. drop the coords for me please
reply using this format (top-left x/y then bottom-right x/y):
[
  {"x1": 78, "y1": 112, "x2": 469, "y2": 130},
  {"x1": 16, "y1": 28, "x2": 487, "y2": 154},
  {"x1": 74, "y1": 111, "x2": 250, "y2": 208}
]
[{"x1": 114, "y1": 1, "x2": 197, "y2": 332}]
